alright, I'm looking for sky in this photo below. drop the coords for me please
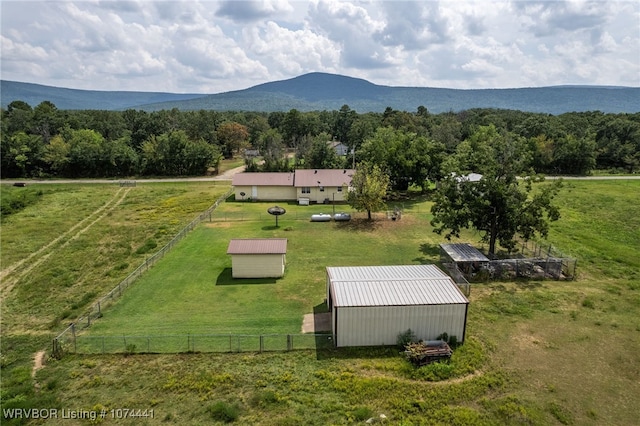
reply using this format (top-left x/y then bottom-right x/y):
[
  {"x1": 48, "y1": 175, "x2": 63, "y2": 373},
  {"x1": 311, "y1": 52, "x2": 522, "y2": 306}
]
[{"x1": 1, "y1": 0, "x2": 639, "y2": 94}]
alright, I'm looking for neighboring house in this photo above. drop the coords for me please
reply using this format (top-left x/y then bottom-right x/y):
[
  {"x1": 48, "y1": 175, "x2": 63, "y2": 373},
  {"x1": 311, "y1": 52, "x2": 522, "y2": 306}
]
[
  {"x1": 232, "y1": 172, "x2": 295, "y2": 201},
  {"x1": 326, "y1": 264, "x2": 469, "y2": 347},
  {"x1": 227, "y1": 238, "x2": 287, "y2": 278},
  {"x1": 327, "y1": 141, "x2": 350, "y2": 156},
  {"x1": 244, "y1": 149, "x2": 260, "y2": 158},
  {"x1": 232, "y1": 169, "x2": 355, "y2": 204},
  {"x1": 454, "y1": 172, "x2": 483, "y2": 183}
]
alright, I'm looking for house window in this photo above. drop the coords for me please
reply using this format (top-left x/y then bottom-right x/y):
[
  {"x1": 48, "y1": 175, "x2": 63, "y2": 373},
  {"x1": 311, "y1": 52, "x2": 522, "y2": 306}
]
[
  {"x1": 337, "y1": 186, "x2": 343, "y2": 192},
  {"x1": 302, "y1": 187, "x2": 310, "y2": 194},
  {"x1": 319, "y1": 186, "x2": 325, "y2": 192}
]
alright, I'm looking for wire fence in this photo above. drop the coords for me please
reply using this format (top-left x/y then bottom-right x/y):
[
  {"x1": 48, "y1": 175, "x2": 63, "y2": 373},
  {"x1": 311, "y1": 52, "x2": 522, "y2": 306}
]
[
  {"x1": 208, "y1": 209, "x2": 415, "y2": 222},
  {"x1": 54, "y1": 332, "x2": 333, "y2": 355},
  {"x1": 52, "y1": 188, "x2": 233, "y2": 358}
]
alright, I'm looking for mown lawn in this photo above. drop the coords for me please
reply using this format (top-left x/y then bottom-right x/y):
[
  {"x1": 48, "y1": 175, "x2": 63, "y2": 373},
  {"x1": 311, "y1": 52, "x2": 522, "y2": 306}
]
[{"x1": 84, "y1": 200, "x2": 449, "y2": 337}]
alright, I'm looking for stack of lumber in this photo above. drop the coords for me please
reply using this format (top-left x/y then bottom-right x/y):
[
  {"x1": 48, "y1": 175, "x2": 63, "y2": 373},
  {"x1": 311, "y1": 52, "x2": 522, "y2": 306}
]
[{"x1": 404, "y1": 340, "x2": 453, "y2": 366}]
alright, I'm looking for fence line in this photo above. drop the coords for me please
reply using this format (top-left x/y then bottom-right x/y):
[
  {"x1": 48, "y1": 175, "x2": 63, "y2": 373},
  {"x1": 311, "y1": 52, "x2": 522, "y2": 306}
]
[
  {"x1": 208, "y1": 209, "x2": 431, "y2": 223},
  {"x1": 53, "y1": 188, "x2": 233, "y2": 358},
  {"x1": 55, "y1": 333, "x2": 333, "y2": 355}
]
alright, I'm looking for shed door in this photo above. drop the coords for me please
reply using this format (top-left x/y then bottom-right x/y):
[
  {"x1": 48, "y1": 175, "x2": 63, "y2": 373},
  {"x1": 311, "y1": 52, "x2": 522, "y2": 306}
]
[{"x1": 252, "y1": 185, "x2": 258, "y2": 199}]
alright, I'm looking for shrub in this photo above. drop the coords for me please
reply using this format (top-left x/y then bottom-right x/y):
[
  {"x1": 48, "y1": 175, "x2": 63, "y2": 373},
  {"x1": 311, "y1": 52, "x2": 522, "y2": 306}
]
[
  {"x1": 581, "y1": 298, "x2": 595, "y2": 309},
  {"x1": 250, "y1": 390, "x2": 279, "y2": 408},
  {"x1": 397, "y1": 329, "x2": 417, "y2": 348},
  {"x1": 135, "y1": 239, "x2": 158, "y2": 255},
  {"x1": 350, "y1": 406, "x2": 374, "y2": 422},
  {"x1": 207, "y1": 401, "x2": 240, "y2": 423}
]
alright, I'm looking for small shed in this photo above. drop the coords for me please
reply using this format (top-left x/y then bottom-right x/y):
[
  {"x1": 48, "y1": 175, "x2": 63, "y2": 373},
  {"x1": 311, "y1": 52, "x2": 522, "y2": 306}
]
[
  {"x1": 326, "y1": 265, "x2": 469, "y2": 347},
  {"x1": 227, "y1": 239, "x2": 287, "y2": 278},
  {"x1": 440, "y1": 243, "x2": 490, "y2": 275}
]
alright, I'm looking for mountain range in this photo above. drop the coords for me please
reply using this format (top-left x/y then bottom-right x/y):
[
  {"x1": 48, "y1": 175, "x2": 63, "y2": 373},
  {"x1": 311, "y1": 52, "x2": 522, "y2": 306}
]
[{"x1": 2, "y1": 72, "x2": 639, "y2": 114}]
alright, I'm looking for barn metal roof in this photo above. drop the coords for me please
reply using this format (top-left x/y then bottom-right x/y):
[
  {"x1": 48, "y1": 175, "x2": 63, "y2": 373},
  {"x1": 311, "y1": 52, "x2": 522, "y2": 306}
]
[
  {"x1": 227, "y1": 239, "x2": 287, "y2": 255},
  {"x1": 331, "y1": 278, "x2": 468, "y2": 307},
  {"x1": 440, "y1": 243, "x2": 489, "y2": 263},
  {"x1": 327, "y1": 265, "x2": 468, "y2": 307},
  {"x1": 326, "y1": 264, "x2": 449, "y2": 282}
]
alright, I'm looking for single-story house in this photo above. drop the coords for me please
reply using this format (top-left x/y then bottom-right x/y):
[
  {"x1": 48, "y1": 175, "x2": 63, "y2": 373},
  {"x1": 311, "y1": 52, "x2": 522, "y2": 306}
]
[
  {"x1": 232, "y1": 169, "x2": 355, "y2": 204},
  {"x1": 232, "y1": 172, "x2": 295, "y2": 201},
  {"x1": 294, "y1": 169, "x2": 354, "y2": 204},
  {"x1": 326, "y1": 264, "x2": 469, "y2": 347},
  {"x1": 227, "y1": 238, "x2": 287, "y2": 278}
]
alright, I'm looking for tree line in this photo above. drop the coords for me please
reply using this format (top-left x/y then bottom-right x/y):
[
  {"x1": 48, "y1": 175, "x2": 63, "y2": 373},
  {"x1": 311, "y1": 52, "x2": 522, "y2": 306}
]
[{"x1": 1, "y1": 100, "x2": 639, "y2": 180}]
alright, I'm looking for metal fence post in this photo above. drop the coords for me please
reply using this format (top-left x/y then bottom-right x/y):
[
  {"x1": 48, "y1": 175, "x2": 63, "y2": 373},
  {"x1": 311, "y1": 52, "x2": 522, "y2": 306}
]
[{"x1": 71, "y1": 323, "x2": 77, "y2": 353}]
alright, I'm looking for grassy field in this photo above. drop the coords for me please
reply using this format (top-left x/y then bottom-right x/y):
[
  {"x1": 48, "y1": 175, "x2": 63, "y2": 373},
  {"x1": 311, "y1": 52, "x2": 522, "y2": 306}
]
[{"x1": 1, "y1": 179, "x2": 639, "y2": 425}]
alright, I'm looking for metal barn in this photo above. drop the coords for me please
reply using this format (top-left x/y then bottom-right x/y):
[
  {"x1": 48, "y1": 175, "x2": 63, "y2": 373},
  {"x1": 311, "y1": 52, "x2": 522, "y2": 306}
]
[
  {"x1": 227, "y1": 239, "x2": 287, "y2": 278},
  {"x1": 326, "y1": 265, "x2": 469, "y2": 347}
]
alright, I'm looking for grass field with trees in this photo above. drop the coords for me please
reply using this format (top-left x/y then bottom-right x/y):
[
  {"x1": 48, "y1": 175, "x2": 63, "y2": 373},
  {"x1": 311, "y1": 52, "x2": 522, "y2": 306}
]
[{"x1": 1, "y1": 179, "x2": 639, "y2": 425}]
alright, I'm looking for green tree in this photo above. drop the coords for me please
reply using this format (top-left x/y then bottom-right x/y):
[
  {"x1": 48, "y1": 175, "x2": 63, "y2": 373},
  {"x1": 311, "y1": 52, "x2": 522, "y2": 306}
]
[
  {"x1": 360, "y1": 127, "x2": 444, "y2": 191},
  {"x1": 333, "y1": 104, "x2": 357, "y2": 147},
  {"x1": 255, "y1": 129, "x2": 288, "y2": 172},
  {"x1": 141, "y1": 131, "x2": 219, "y2": 176},
  {"x1": 431, "y1": 125, "x2": 563, "y2": 256},
  {"x1": 307, "y1": 136, "x2": 341, "y2": 169},
  {"x1": 346, "y1": 163, "x2": 390, "y2": 220},
  {"x1": 43, "y1": 134, "x2": 70, "y2": 176}
]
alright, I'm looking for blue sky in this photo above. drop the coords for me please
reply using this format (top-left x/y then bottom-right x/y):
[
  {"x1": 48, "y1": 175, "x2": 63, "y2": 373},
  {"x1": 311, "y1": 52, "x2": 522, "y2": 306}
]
[{"x1": 1, "y1": 0, "x2": 638, "y2": 93}]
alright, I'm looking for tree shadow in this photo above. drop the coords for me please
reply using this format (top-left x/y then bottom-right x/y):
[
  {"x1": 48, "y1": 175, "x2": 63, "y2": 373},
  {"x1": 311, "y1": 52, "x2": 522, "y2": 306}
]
[
  {"x1": 413, "y1": 242, "x2": 442, "y2": 264},
  {"x1": 335, "y1": 218, "x2": 380, "y2": 232},
  {"x1": 215, "y1": 268, "x2": 277, "y2": 285}
]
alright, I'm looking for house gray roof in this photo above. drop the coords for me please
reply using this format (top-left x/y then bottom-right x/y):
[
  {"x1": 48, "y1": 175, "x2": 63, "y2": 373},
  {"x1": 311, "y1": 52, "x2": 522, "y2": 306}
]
[
  {"x1": 232, "y1": 172, "x2": 294, "y2": 186},
  {"x1": 227, "y1": 239, "x2": 288, "y2": 255},
  {"x1": 327, "y1": 264, "x2": 468, "y2": 307},
  {"x1": 440, "y1": 243, "x2": 490, "y2": 263}
]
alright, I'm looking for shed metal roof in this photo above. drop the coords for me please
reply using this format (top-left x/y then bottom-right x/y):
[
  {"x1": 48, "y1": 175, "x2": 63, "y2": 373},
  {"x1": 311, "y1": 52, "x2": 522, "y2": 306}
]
[
  {"x1": 227, "y1": 238, "x2": 287, "y2": 255},
  {"x1": 327, "y1": 264, "x2": 468, "y2": 307},
  {"x1": 440, "y1": 243, "x2": 489, "y2": 263}
]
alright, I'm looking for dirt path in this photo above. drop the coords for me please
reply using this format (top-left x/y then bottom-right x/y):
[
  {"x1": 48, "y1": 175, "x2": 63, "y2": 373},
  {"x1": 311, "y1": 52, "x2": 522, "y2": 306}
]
[
  {"x1": 0, "y1": 188, "x2": 132, "y2": 296},
  {"x1": 32, "y1": 350, "x2": 46, "y2": 379}
]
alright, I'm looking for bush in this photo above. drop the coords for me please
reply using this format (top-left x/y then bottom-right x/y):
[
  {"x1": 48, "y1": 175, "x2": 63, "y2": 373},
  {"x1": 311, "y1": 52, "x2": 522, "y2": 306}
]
[
  {"x1": 250, "y1": 390, "x2": 279, "y2": 408},
  {"x1": 207, "y1": 401, "x2": 240, "y2": 423},
  {"x1": 397, "y1": 329, "x2": 417, "y2": 348},
  {"x1": 350, "y1": 406, "x2": 374, "y2": 422}
]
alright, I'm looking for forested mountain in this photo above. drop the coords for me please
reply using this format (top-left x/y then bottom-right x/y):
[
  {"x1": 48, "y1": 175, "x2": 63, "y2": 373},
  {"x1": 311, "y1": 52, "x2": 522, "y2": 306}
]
[
  {"x1": 0, "y1": 80, "x2": 203, "y2": 111},
  {"x1": 3, "y1": 73, "x2": 639, "y2": 114}
]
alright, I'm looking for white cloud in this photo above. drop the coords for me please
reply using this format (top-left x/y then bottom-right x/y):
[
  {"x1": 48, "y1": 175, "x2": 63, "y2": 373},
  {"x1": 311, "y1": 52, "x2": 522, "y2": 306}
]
[{"x1": 0, "y1": 0, "x2": 638, "y2": 92}]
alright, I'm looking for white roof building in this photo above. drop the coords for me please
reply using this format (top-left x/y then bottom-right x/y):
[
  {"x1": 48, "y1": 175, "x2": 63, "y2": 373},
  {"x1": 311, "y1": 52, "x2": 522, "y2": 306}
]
[{"x1": 326, "y1": 265, "x2": 469, "y2": 347}]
